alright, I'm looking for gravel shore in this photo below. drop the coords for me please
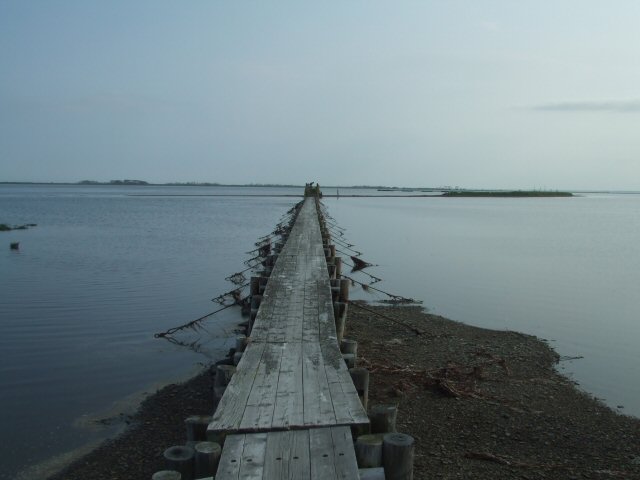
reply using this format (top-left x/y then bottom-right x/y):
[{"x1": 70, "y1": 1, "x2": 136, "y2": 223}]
[
  {"x1": 46, "y1": 304, "x2": 640, "y2": 479},
  {"x1": 46, "y1": 367, "x2": 216, "y2": 480},
  {"x1": 348, "y1": 302, "x2": 640, "y2": 479}
]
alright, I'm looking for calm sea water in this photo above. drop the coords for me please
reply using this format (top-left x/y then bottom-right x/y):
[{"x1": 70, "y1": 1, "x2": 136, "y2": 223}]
[
  {"x1": 2, "y1": 186, "x2": 639, "y2": 477},
  {"x1": 326, "y1": 192, "x2": 640, "y2": 418},
  {"x1": 0, "y1": 184, "x2": 299, "y2": 479}
]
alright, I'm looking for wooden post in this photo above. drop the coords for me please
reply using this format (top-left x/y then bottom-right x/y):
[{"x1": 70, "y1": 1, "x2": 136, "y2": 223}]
[
  {"x1": 194, "y1": 441, "x2": 222, "y2": 478},
  {"x1": 233, "y1": 351, "x2": 243, "y2": 365},
  {"x1": 382, "y1": 433, "x2": 415, "y2": 480},
  {"x1": 152, "y1": 471, "x2": 182, "y2": 480},
  {"x1": 339, "y1": 278, "x2": 350, "y2": 303},
  {"x1": 355, "y1": 434, "x2": 384, "y2": 467},
  {"x1": 370, "y1": 404, "x2": 397, "y2": 433},
  {"x1": 327, "y1": 262, "x2": 336, "y2": 279},
  {"x1": 330, "y1": 278, "x2": 340, "y2": 300},
  {"x1": 184, "y1": 415, "x2": 212, "y2": 442},
  {"x1": 235, "y1": 335, "x2": 247, "y2": 353},
  {"x1": 250, "y1": 277, "x2": 260, "y2": 296},
  {"x1": 343, "y1": 353, "x2": 356, "y2": 369},
  {"x1": 335, "y1": 257, "x2": 342, "y2": 277},
  {"x1": 163, "y1": 445, "x2": 195, "y2": 480},
  {"x1": 334, "y1": 301, "x2": 346, "y2": 342},
  {"x1": 349, "y1": 367, "x2": 369, "y2": 410},
  {"x1": 236, "y1": 322, "x2": 248, "y2": 336},
  {"x1": 250, "y1": 295, "x2": 262, "y2": 331},
  {"x1": 340, "y1": 338, "x2": 357, "y2": 356},
  {"x1": 213, "y1": 386, "x2": 226, "y2": 410},
  {"x1": 214, "y1": 365, "x2": 236, "y2": 388}
]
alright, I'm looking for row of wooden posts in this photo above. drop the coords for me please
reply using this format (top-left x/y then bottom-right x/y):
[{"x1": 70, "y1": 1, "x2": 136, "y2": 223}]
[
  {"x1": 152, "y1": 197, "x2": 414, "y2": 479},
  {"x1": 316, "y1": 197, "x2": 415, "y2": 480}
]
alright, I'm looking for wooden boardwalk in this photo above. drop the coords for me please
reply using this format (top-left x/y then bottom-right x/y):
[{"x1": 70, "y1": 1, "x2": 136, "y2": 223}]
[
  {"x1": 215, "y1": 427, "x2": 360, "y2": 479},
  {"x1": 208, "y1": 197, "x2": 369, "y2": 478}
]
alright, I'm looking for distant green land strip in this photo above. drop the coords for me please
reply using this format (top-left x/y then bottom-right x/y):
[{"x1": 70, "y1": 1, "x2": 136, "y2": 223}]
[
  {"x1": 442, "y1": 190, "x2": 573, "y2": 197},
  {"x1": 0, "y1": 223, "x2": 37, "y2": 232}
]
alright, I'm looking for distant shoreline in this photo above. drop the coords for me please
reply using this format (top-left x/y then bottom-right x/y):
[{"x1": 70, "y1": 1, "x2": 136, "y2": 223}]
[
  {"x1": 3, "y1": 182, "x2": 638, "y2": 195},
  {"x1": 442, "y1": 190, "x2": 573, "y2": 197}
]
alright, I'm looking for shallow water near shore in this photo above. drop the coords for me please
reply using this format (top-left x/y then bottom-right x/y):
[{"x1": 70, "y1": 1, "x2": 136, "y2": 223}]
[{"x1": 2, "y1": 185, "x2": 639, "y2": 477}]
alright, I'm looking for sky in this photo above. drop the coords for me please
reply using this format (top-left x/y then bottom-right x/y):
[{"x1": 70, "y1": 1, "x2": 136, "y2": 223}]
[{"x1": 1, "y1": 1, "x2": 640, "y2": 190}]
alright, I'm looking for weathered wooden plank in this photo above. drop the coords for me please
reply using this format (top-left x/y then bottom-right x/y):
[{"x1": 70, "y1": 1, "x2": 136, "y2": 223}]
[
  {"x1": 309, "y1": 427, "x2": 337, "y2": 479},
  {"x1": 278, "y1": 201, "x2": 326, "y2": 257},
  {"x1": 272, "y1": 341, "x2": 304, "y2": 428},
  {"x1": 215, "y1": 433, "x2": 245, "y2": 479},
  {"x1": 302, "y1": 341, "x2": 336, "y2": 427},
  {"x1": 315, "y1": 279, "x2": 338, "y2": 342},
  {"x1": 217, "y1": 428, "x2": 358, "y2": 480},
  {"x1": 208, "y1": 342, "x2": 266, "y2": 433},
  {"x1": 263, "y1": 429, "x2": 311, "y2": 480},
  {"x1": 238, "y1": 432, "x2": 268, "y2": 479},
  {"x1": 322, "y1": 340, "x2": 370, "y2": 427},
  {"x1": 240, "y1": 343, "x2": 284, "y2": 431},
  {"x1": 331, "y1": 426, "x2": 361, "y2": 479},
  {"x1": 252, "y1": 272, "x2": 334, "y2": 344}
]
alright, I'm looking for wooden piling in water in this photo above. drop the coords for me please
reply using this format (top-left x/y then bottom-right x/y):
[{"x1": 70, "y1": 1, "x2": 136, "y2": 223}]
[
  {"x1": 250, "y1": 277, "x2": 260, "y2": 296},
  {"x1": 214, "y1": 365, "x2": 236, "y2": 388},
  {"x1": 232, "y1": 352, "x2": 243, "y2": 365},
  {"x1": 235, "y1": 335, "x2": 247, "y2": 353}
]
